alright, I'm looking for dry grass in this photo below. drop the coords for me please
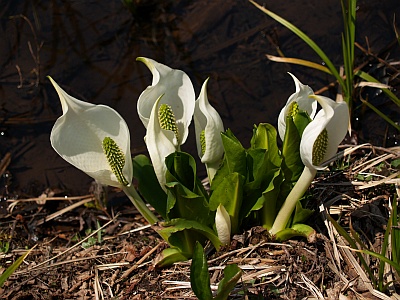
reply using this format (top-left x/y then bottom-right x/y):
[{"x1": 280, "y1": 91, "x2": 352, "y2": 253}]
[{"x1": 0, "y1": 144, "x2": 400, "y2": 299}]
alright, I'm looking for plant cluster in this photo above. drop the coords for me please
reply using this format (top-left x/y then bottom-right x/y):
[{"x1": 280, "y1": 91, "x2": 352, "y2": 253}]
[{"x1": 47, "y1": 57, "x2": 349, "y2": 267}]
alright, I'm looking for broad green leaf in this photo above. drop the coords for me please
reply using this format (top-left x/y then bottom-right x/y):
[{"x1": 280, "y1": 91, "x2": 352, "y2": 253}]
[
  {"x1": 156, "y1": 247, "x2": 191, "y2": 268},
  {"x1": 0, "y1": 246, "x2": 35, "y2": 287},
  {"x1": 250, "y1": 123, "x2": 281, "y2": 165},
  {"x1": 215, "y1": 264, "x2": 242, "y2": 300},
  {"x1": 281, "y1": 116, "x2": 304, "y2": 184},
  {"x1": 165, "y1": 181, "x2": 212, "y2": 226},
  {"x1": 255, "y1": 169, "x2": 283, "y2": 230},
  {"x1": 246, "y1": 147, "x2": 280, "y2": 190},
  {"x1": 164, "y1": 152, "x2": 211, "y2": 225},
  {"x1": 293, "y1": 110, "x2": 312, "y2": 138},
  {"x1": 165, "y1": 151, "x2": 197, "y2": 191},
  {"x1": 209, "y1": 172, "x2": 245, "y2": 233},
  {"x1": 132, "y1": 154, "x2": 167, "y2": 219},
  {"x1": 158, "y1": 218, "x2": 222, "y2": 251},
  {"x1": 190, "y1": 242, "x2": 213, "y2": 300},
  {"x1": 292, "y1": 201, "x2": 314, "y2": 225},
  {"x1": 274, "y1": 223, "x2": 315, "y2": 242},
  {"x1": 222, "y1": 129, "x2": 247, "y2": 177}
]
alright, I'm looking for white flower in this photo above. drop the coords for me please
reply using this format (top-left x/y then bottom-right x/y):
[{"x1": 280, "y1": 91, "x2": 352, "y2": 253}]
[
  {"x1": 146, "y1": 95, "x2": 177, "y2": 190},
  {"x1": 300, "y1": 95, "x2": 349, "y2": 170},
  {"x1": 215, "y1": 204, "x2": 231, "y2": 245},
  {"x1": 49, "y1": 77, "x2": 133, "y2": 188},
  {"x1": 137, "y1": 57, "x2": 195, "y2": 148},
  {"x1": 278, "y1": 73, "x2": 317, "y2": 141},
  {"x1": 194, "y1": 79, "x2": 224, "y2": 181},
  {"x1": 270, "y1": 95, "x2": 349, "y2": 235}
]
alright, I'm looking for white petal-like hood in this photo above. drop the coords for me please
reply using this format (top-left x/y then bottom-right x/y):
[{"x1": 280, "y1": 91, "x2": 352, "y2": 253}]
[
  {"x1": 145, "y1": 95, "x2": 177, "y2": 191},
  {"x1": 278, "y1": 73, "x2": 316, "y2": 141},
  {"x1": 137, "y1": 57, "x2": 195, "y2": 147},
  {"x1": 215, "y1": 204, "x2": 231, "y2": 245},
  {"x1": 300, "y1": 95, "x2": 349, "y2": 170},
  {"x1": 194, "y1": 78, "x2": 224, "y2": 164},
  {"x1": 49, "y1": 77, "x2": 133, "y2": 187}
]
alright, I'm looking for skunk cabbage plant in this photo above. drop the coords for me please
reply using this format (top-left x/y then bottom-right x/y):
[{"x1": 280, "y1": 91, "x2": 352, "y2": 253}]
[
  {"x1": 137, "y1": 57, "x2": 195, "y2": 189},
  {"x1": 49, "y1": 77, "x2": 158, "y2": 224},
  {"x1": 194, "y1": 79, "x2": 224, "y2": 182},
  {"x1": 270, "y1": 95, "x2": 349, "y2": 234}
]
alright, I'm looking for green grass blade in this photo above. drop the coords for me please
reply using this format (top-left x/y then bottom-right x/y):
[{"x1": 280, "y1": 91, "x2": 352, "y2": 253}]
[
  {"x1": 391, "y1": 196, "x2": 400, "y2": 275},
  {"x1": 360, "y1": 99, "x2": 400, "y2": 131},
  {"x1": 326, "y1": 214, "x2": 377, "y2": 287},
  {"x1": 378, "y1": 209, "x2": 392, "y2": 291},
  {"x1": 249, "y1": 0, "x2": 346, "y2": 92},
  {"x1": 340, "y1": 0, "x2": 357, "y2": 106},
  {"x1": 0, "y1": 246, "x2": 35, "y2": 287},
  {"x1": 360, "y1": 249, "x2": 400, "y2": 274}
]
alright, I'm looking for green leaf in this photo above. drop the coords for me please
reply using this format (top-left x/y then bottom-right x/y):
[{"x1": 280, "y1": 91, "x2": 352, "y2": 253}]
[
  {"x1": 0, "y1": 246, "x2": 35, "y2": 287},
  {"x1": 165, "y1": 181, "x2": 212, "y2": 226},
  {"x1": 360, "y1": 249, "x2": 400, "y2": 275},
  {"x1": 256, "y1": 169, "x2": 283, "y2": 230},
  {"x1": 391, "y1": 159, "x2": 400, "y2": 168},
  {"x1": 209, "y1": 172, "x2": 245, "y2": 233},
  {"x1": 158, "y1": 218, "x2": 222, "y2": 251},
  {"x1": 292, "y1": 201, "x2": 314, "y2": 225},
  {"x1": 132, "y1": 154, "x2": 167, "y2": 219},
  {"x1": 165, "y1": 152, "x2": 211, "y2": 225},
  {"x1": 165, "y1": 151, "x2": 197, "y2": 191},
  {"x1": 212, "y1": 130, "x2": 247, "y2": 190},
  {"x1": 281, "y1": 115, "x2": 305, "y2": 184},
  {"x1": 274, "y1": 223, "x2": 316, "y2": 242},
  {"x1": 214, "y1": 264, "x2": 242, "y2": 300},
  {"x1": 155, "y1": 247, "x2": 191, "y2": 268},
  {"x1": 250, "y1": 124, "x2": 281, "y2": 164},
  {"x1": 190, "y1": 242, "x2": 213, "y2": 300},
  {"x1": 360, "y1": 99, "x2": 400, "y2": 131}
]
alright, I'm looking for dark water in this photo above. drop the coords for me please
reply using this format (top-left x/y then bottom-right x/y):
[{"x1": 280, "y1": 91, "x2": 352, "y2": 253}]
[{"x1": 0, "y1": 0, "x2": 399, "y2": 195}]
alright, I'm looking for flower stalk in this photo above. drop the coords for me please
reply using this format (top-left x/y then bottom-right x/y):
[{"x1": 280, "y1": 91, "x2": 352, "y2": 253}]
[{"x1": 269, "y1": 166, "x2": 316, "y2": 234}]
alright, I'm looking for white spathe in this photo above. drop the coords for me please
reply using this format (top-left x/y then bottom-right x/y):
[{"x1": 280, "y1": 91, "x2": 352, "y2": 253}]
[
  {"x1": 300, "y1": 95, "x2": 349, "y2": 170},
  {"x1": 215, "y1": 204, "x2": 231, "y2": 245},
  {"x1": 270, "y1": 94, "x2": 349, "y2": 235},
  {"x1": 146, "y1": 95, "x2": 177, "y2": 190},
  {"x1": 194, "y1": 78, "x2": 224, "y2": 165},
  {"x1": 49, "y1": 77, "x2": 133, "y2": 187},
  {"x1": 278, "y1": 73, "x2": 317, "y2": 141},
  {"x1": 137, "y1": 57, "x2": 195, "y2": 147}
]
